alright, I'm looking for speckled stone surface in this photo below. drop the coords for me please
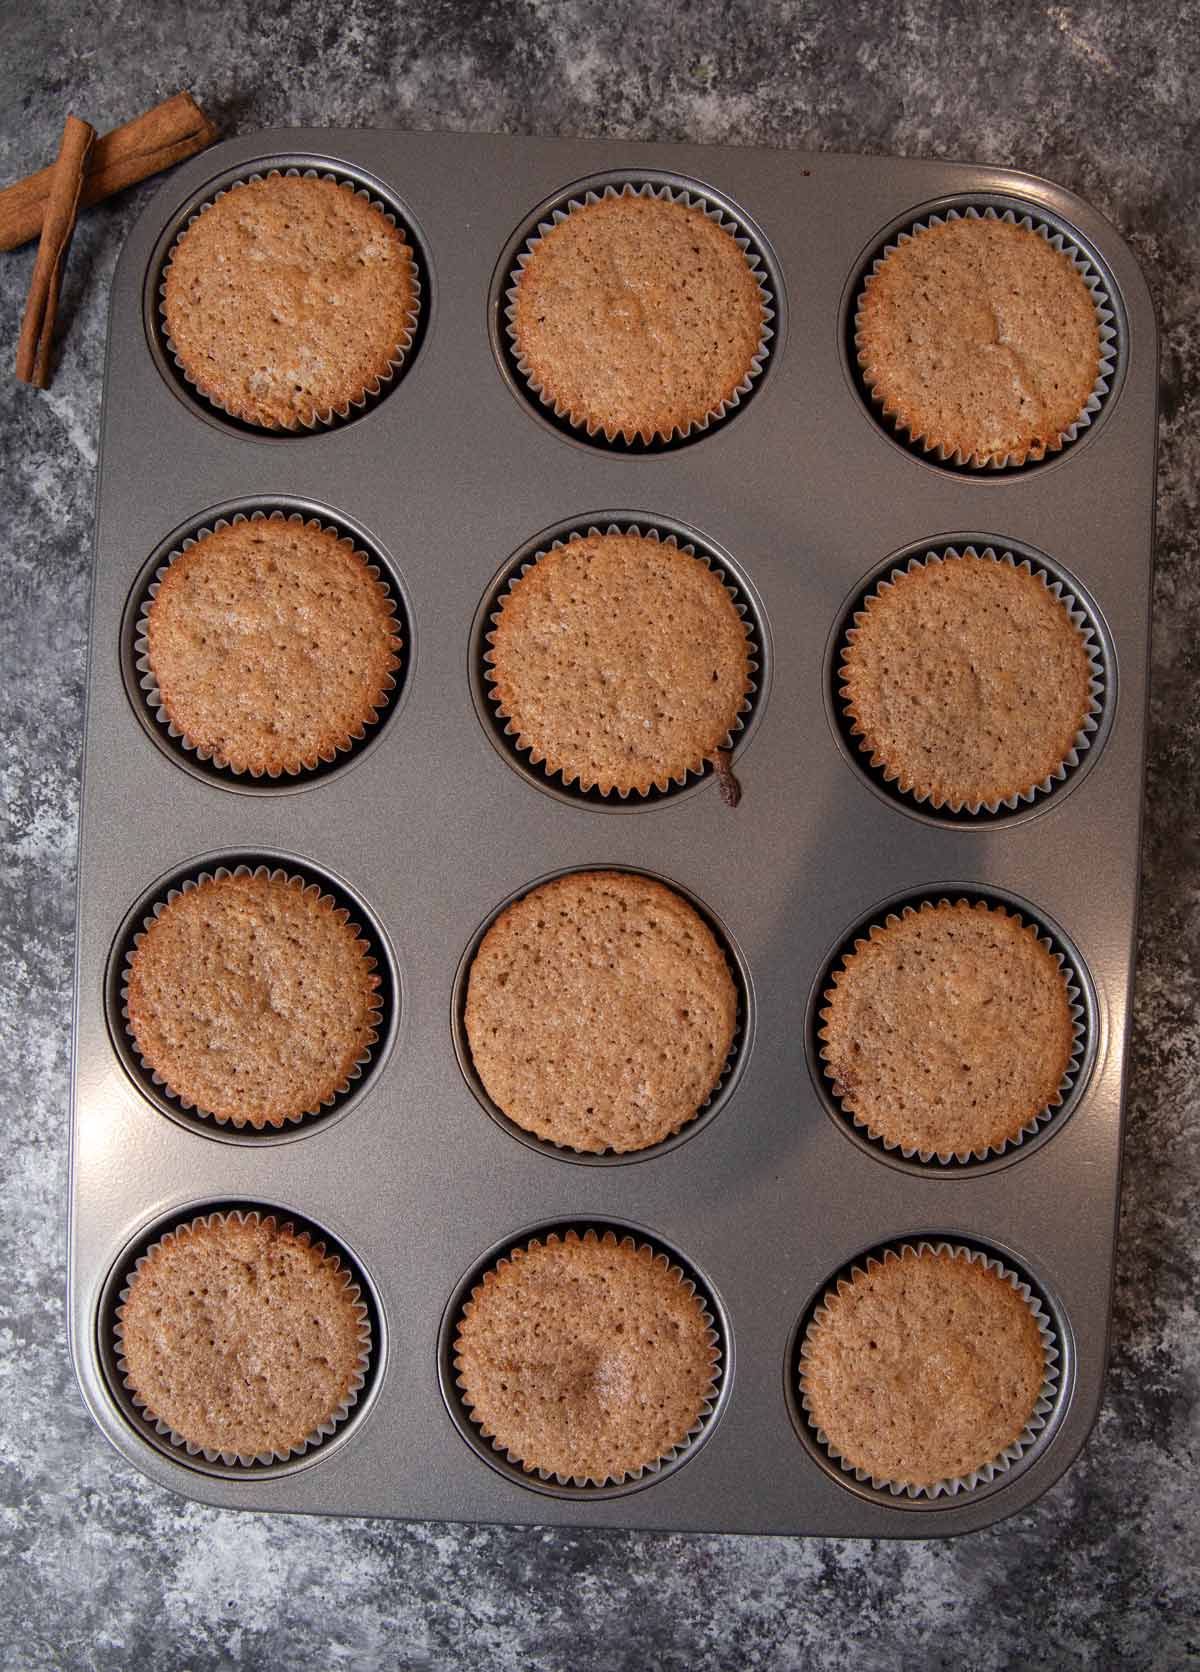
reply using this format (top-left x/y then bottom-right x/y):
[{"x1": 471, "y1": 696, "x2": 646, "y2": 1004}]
[{"x1": 2, "y1": 4, "x2": 1198, "y2": 1668}]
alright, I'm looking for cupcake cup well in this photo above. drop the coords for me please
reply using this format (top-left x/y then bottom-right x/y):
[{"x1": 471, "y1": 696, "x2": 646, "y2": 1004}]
[
  {"x1": 837, "y1": 544, "x2": 1106, "y2": 817},
  {"x1": 451, "y1": 1226, "x2": 724, "y2": 1490},
  {"x1": 482, "y1": 521, "x2": 761, "y2": 800},
  {"x1": 504, "y1": 180, "x2": 775, "y2": 448},
  {"x1": 113, "y1": 1208, "x2": 372, "y2": 1468},
  {"x1": 853, "y1": 204, "x2": 1118, "y2": 469},
  {"x1": 798, "y1": 1240, "x2": 1062, "y2": 1500},
  {"x1": 134, "y1": 509, "x2": 403, "y2": 779},
  {"x1": 455, "y1": 867, "x2": 751, "y2": 1162},
  {"x1": 815, "y1": 894, "x2": 1090, "y2": 1166},
  {"x1": 158, "y1": 166, "x2": 422, "y2": 432},
  {"x1": 118, "y1": 863, "x2": 383, "y2": 1130}
]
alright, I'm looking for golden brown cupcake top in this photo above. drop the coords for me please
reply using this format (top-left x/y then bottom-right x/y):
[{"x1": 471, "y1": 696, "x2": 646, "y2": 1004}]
[
  {"x1": 119, "y1": 1214, "x2": 366, "y2": 1459},
  {"x1": 146, "y1": 517, "x2": 401, "y2": 776},
  {"x1": 126, "y1": 870, "x2": 380, "y2": 1128},
  {"x1": 465, "y1": 871, "x2": 738, "y2": 1154},
  {"x1": 820, "y1": 900, "x2": 1074, "y2": 1159},
  {"x1": 163, "y1": 173, "x2": 417, "y2": 429},
  {"x1": 454, "y1": 1229, "x2": 718, "y2": 1482},
  {"x1": 487, "y1": 532, "x2": 753, "y2": 797},
  {"x1": 856, "y1": 216, "x2": 1101, "y2": 466},
  {"x1": 800, "y1": 1246, "x2": 1046, "y2": 1489},
  {"x1": 840, "y1": 553, "x2": 1093, "y2": 811},
  {"x1": 510, "y1": 192, "x2": 767, "y2": 443}
]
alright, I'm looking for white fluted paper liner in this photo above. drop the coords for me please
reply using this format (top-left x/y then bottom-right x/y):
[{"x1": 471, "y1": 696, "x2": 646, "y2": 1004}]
[
  {"x1": 113, "y1": 1208, "x2": 372, "y2": 1468},
  {"x1": 818, "y1": 896, "x2": 1087, "y2": 1165},
  {"x1": 159, "y1": 167, "x2": 421, "y2": 431},
  {"x1": 854, "y1": 205, "x2": 1117, "y2": 468},
  {"x1": 134, "y1": 510, "x2": 402, "y2": 777},
  {"x1": 453, "y1": 1227, "x2": 723, "y2": 1488},
  {"x1": 484, "y1": 523, "x2": 760, "y2": 799},
  {"x1": 505, "y1": 182, "x2": 775, "y2": 445},
  {"x1": 799, "y1": 1240, "x2": 1061, "y2": 1499},
  {"x1": 839, "y1": 545, "x2": 1106, "y2": 815},
  {"x1": 464, "y1": 869, "x2": 747, "y2": 1158},
  {"x1": 120, "y1": 864, "x2": 382, "y2": 1128}
]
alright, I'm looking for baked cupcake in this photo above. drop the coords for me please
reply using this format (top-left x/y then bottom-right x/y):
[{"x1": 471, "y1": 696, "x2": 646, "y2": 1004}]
[
  {"x1": 453, "y1": 1228, "x2": 720, "y2": 1484},
  {"x1": 508, "y1": 187, "x2": 770, "y2": 443},
  {"x1": 486, "y1": 530, "x2": 754, "y2": 797},
  {"x1": 116, "y1": 1211, "x2": 369, "y2": 1462},
  {"x1": 143, "y1": 514, "x2": 402, "y2": 777},
  {"x1": 839, "y1": 551, "x2": 1096, "y2": 812},
  {"x1": 855, "y1": 213, "x2": 1103, "y2": 467},
  {"x1": 464, "y1": 871, "x2": 738, "y2": 1154},
  {"x1": 125, "y1": 869, "x2": 381, "y2": 1128},
  {"x1": 799, "y1": 1244, "x2": 1051, "y2": 1493},
  {"x1": 162, "y1": 172, "x2": 419, "y2": 429},
  {"x1": 819, "y1": 900, "x2": 1075, "y2": 1161}
]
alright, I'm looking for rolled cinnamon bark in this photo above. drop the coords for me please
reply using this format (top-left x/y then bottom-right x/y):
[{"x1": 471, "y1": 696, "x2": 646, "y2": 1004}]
[
  {"x1": 0, "y1": 92, "x2": 216, "y2": 252},
  {"x1": 15, "y1": 114, "x2": 95, "y2": 388}
]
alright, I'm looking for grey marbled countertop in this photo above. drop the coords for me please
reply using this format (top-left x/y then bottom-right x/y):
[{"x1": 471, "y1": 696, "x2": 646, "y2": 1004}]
[{"x1": 1, "y1": 2, "x2": 1197, "y2": 1668}]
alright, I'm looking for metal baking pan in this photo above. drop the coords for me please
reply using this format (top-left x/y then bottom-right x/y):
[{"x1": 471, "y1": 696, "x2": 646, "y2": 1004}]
[{"x1": 68, "y1": 127, "x2": 1157, "y2": 1535}]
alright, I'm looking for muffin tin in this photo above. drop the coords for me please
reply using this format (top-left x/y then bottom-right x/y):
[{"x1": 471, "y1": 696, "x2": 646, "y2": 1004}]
[{"x1": 69, "y1": 129, "x2": 1156, "y2": 1535}]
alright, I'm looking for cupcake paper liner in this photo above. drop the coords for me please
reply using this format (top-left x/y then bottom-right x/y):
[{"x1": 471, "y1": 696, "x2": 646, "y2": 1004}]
[
  {"x1": 853, "y1": 205, "x2": 1118, "y2": 469},
  {"x1": 817, "y1": 896, "x2": 1088, "y2": 1166},
  {"x1": 505, "y1": 181, "x2": 775, "y2": 447},
  {"x1": 798, "y1": 1240, "x2": 1061, "y2": 1500},
  {"x1": 158, "y1": 166, "x2": 422, "y2": 432},
  {"x1": 134, "y1": 509, "x2": 403, "y2": 779},
  {"x1": 461, "y1": 869, "x2": 748, "y2": 1160},
  {"x1": 453, "y1": 1227, "x2": 724, "y2": 1489},
  {"x1": 113, "y1": 1208, "x2": 372, "y2": 1469},
  {"x1": 119, "y1": 863, "x2": 383, "y2": 1129},
  {"x1": 483, "y1": 522, "x2": 760, "y2": 800},
  {"x1": 839, "y1": 545, "x2": 1106, "y2": 817}
]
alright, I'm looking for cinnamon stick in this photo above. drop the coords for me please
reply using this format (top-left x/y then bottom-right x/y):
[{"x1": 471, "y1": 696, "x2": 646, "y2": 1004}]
[
  {"x1": 0, "y1": 92, "x2": 216, "y2": 253},
  {"x1": 15, "y1": 115, "x2": 94, "y2": 388}
]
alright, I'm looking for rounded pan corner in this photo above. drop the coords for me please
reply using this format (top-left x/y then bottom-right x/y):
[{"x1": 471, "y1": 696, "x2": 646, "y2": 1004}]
[
  {"x1": 64, "y1": 1268, "x2": 221, "y2": 1509},
  {"x1": 944, "y1": 159, "x2": 1156, "y2": 329},
  {"x1": 923, "y1": 1383, "x2": 1107, "y2": 1541}
]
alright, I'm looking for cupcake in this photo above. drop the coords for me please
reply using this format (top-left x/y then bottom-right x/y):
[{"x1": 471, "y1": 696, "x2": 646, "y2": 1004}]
[
  {"x1": 486, "y1": 529, "x2": 754, "y2": 797},
  {"x1": 464, "y1": 871, "x2": 738, "y2": 1154},
  {"x1": 508, "y1": 187, "x2": 770, "y2": 443},
  {"x1": 116, "y1": 1211, "x2": 369, "y2": 1463},
  {"x1": 819, "y1": 900, "x2": 1075, "y2": 1161},
  {"x1": 142, "y1": 514, "x2": 402, "y2": 777},
  {"x1": 162, "y1": 172, "x2": 419, "y2": 429},
  {"x1": 839, "y1": 551, "x2": 1096, "y2": 813},
  {"x1": 855, "y1": 213, "x2": 1103, "y2": 467},
  {"x1": 453, "y1": 1228, "x2": 720, "y2": 1484},
  {"x1": 799, "y1": 1244, "x2": 1052, "y2": 1494},
  {"x1": 124, "y1": 869, "x2": 381, "y2": 1128}
]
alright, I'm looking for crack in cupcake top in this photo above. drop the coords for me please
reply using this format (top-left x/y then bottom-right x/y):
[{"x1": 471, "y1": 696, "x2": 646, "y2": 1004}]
[
  {"x1": 486, "y1": 530, "x2": 753, "y2": 797},
  {"x1": 162, "y1": 174, "x2": 417, "y2": 429},
  {"x1": 510, "y1": 193, "x2": 767, "y2": 443},
  {"x1": 856, "y1": 216, "x2": 1101, "y2": 466}
]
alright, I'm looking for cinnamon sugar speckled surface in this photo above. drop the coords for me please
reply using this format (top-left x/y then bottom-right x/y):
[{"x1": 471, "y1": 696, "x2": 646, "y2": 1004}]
[
  {"x1": 1, "y1": 2, "x2": 1197, "y2": 1667},
  {"x1": 162, "y1": 173, "x2": 417, "y2": 429}
]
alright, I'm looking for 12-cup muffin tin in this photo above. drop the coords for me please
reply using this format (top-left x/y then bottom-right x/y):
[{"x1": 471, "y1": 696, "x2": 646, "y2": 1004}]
[{"x1": 69, "y1": 128, "x2": 1157, "y2": 1535}]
